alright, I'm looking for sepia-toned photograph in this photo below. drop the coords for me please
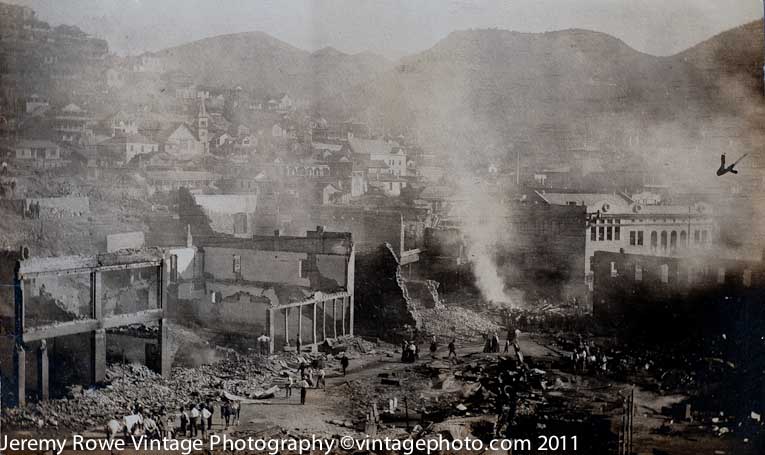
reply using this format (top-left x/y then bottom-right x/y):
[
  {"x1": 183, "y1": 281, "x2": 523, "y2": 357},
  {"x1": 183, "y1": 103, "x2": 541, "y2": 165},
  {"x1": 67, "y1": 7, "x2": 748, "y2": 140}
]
[{"x1": 0, "y1": 1, "x2": 764, "y2": 453}]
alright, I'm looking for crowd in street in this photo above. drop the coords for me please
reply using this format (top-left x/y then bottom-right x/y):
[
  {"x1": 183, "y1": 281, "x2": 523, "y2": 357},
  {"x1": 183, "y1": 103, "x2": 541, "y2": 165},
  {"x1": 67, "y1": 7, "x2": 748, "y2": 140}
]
[{"x1": 106, "y1": 399, "x2": 242, "y2": 441}]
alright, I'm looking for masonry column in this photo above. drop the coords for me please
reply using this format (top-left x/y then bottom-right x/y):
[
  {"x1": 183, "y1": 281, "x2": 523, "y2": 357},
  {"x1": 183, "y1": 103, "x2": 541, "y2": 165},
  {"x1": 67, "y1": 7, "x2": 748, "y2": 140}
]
[
  {"x1": 268, "y1": 308, "x2": 275, "y2": 354},
  {"x1": 284, "y1": 308, "x2": 289, "y2": 349},
  {"x1": 341, "y1": 296, "x2": 346, "y2": 336},
  {"x1": 349, "y1": 294, "x2": 355, "y2": 336},
  {"x1": 14, "y1": 343, "x2": 25, "y2": 406},
  {"x1": 92, "y1": 329, "x2": 106, "y2": 384},
  {"x1": 297, "y1": 304, "x2": 303, "y2": 348},
  {"x1": 13, "y1": 271, "x2": 26, "y2": 406},
  {"x1": 312, "y1": 302, "x2": 317, "y2": 347},
  {"x1": 321, "y1": 301, "x2": 326, "y2": 340},
  {"x1": 91, "y1": 270, "x2": 105, "y2": 384},
  {"x1": 332, "y1": 298, "x2": 337, "y2": 339},
  {"x1": 37, "y1": 340, "x2": 49, "y2": 401},
  {"x1": 157, "y1": 319, "x2": 170, "y2": 377}
]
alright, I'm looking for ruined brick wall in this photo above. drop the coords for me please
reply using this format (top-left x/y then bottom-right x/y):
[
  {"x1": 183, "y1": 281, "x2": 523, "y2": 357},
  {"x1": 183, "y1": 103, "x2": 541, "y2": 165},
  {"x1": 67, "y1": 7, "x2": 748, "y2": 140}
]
[
  {"x1": 313, "y1": 207, "x2": 404, "y2": 254},
  {"x1": 353, "y1": 244, "x2": 418, "y2": 341}
]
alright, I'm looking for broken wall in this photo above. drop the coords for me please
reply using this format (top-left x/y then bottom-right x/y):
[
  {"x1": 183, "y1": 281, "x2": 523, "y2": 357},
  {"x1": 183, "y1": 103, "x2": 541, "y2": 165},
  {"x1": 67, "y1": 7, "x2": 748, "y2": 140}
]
[
  {"x1": 198, "y1": 282, "x2": 274, "y2": 331},
  {"x1": 354, "y1": 244, "x2": 419, "y2": 341},
  {"x1": 193, "y1": 194, "x2": 258, "y2": 237},
  {"x1": 202, "y1": 246, "x2": 347, "y2": 291},
  {"x1": 314, "y1": 207, "x2": 404, "y2": 254},
  {"x1": 23, "y1": 272, "x2": 92, "y2": 328},
  {"x1": 101, "y1": 266, "x2": 158, "y2": 317}
]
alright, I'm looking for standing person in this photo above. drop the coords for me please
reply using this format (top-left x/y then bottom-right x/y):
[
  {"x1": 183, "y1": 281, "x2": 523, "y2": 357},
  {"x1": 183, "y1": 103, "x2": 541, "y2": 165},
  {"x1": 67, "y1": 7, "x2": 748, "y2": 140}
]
[
  {"x1": 257, "y1": 333, "x2": 266, "y2": 355},
  {"x1": 318, "y1": 368, "x2": 326, "y2": 389},
  {"x1": 201, "y1": 404, "x2": 212, "y2": 437},
  {"x1": 189, "y1": 404, "x2": 199, "y2": 438},
  {"x1": 300, "y1": 378, "x2": 308, "y2": 405},
  {"x1": 448, "y1": 339, "x2": 457, "y2": 359},
  {"x1": 233, "y1": 400, "x2": 241, "y2": 426},
  {"x1": 306, "y1": 368, "x2": 314, "y2": 388},
  {"x1": 429, "y1": 335, "x2": 438, "y2": 358},
  {"x1": 286, "y1": 374, "x2": 294, "y2": 398},
  {"x1": 199, "y1": 404, "x2": 206, "y2": 437},
  {"x1": 164, "y1": 412, "x2": 175, "y2": 439},
  {"x1": 221, "y1": 401, "x2": 231, "y2": 429},
  {"x1": 295, "y1": 336, "x2": 302, "y2": 353},
  {"x1": 179, "y1": 407, "x2": 188, "y2": 437},
  {"x1": 205, "y1": 401, "x2": 214, "y2": 431},
  {"x1": 340, "y1": 352, "x2": 349, "y2": 376},
  {"x1": 504, "y1": 327, "x2": 515, "y2": 353},
  {"x1": 401, "y1": 340, "x2": 408, "y2": 362},
  {"x1": 491, "y1": 332, "x2": 500, "y2": 353}
]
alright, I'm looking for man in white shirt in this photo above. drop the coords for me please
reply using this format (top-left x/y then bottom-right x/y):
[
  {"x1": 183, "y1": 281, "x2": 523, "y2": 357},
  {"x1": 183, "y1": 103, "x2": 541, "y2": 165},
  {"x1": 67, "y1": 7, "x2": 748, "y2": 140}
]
[{"x1": 189, "y1": 405, "x2": 200, "y2": 437}]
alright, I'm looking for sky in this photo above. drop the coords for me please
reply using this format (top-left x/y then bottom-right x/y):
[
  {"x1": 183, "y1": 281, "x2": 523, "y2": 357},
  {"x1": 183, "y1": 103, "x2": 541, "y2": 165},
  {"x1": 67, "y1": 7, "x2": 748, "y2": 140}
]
[{"x1": 7, "y1": 0, "x2": 764, "y2": 58}]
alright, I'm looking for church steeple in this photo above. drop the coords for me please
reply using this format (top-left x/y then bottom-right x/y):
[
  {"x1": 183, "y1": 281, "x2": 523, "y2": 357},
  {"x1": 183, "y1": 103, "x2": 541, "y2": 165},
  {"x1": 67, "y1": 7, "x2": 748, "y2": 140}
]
[{"x1": 197, "y1": 98, "x2": 209, "y2": 154}]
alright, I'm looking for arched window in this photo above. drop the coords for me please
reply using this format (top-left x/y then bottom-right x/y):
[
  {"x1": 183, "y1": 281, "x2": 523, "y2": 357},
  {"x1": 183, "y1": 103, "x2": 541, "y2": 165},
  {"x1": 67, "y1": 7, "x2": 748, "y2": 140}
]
[
  {"x1": 670, "y1": 231, "x2": 677, "y2": 252},
  {"x1": 307, "y1": 168, "x2": 313, "y2": 177},
  {"x1": 650, "y1": 231, "x2": 658, "y2": 250},
  {"x1": 660, "y1": 231, "x2": 668, "y2": 250},
  {"x1": 680, "y1": 230, "x2": 687, "y2": 247}
]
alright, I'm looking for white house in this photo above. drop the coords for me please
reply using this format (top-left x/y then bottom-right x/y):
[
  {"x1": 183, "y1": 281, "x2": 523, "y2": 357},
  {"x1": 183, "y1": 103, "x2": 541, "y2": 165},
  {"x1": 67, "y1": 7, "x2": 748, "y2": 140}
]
[{"x1": 156, "y1": 123, "x2": 204, "y2": 159}]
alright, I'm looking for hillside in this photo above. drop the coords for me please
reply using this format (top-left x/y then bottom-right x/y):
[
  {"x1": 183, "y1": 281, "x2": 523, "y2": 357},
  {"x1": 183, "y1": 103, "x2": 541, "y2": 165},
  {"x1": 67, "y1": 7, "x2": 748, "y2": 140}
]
[
  {"x1": 678, "y1": 20, "x2": 764, "y2": 95},
  {"x1": 319, "y1": 24, "x2": 764, "y2": 179},
  {"x1": 155, "y1": 32, "x2": 392, "y2": 101}
]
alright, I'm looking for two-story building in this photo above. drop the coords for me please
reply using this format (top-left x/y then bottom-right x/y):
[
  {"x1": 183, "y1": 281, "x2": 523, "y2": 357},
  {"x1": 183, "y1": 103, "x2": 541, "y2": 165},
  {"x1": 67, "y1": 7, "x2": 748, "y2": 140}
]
[
  {"x1": 534, "y1": 191, "x2": 717, "y2": 288},
  {"x1": 14, "y1": 139, "x2": 64, "y2": 168},
  {"x1": 98, "y1": 133, "x2": 158, "y2": 165}
]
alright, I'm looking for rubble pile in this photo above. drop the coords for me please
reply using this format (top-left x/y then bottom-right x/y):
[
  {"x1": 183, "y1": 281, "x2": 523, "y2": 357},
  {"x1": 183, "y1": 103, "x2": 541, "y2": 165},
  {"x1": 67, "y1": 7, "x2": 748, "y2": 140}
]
[
  {"x1": 419, "y1": 306, "x2": 499, "y2": 341},
  {"x1": 331, "y1": 368, "x2": 433, "y2": 422},
  {"x1": 3, "y1": 336, "x2": 379, "y2": 431}
]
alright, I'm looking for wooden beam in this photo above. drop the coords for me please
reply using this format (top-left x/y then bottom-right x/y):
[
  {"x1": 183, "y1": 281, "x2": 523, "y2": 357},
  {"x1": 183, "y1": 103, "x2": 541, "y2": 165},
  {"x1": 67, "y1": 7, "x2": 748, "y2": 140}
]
[
  {"x1": 20, "y1": 261, "x2": 161, "y2": 279},
  {"x1": 23, "y1": 319, "x2": 100, "y2": 342},
  {"x1": 272, "y1": 291, "x2": 351, "y2": 310},
  {"x1": 22, "y1": 309, "x2": 164, "y2": 342}
]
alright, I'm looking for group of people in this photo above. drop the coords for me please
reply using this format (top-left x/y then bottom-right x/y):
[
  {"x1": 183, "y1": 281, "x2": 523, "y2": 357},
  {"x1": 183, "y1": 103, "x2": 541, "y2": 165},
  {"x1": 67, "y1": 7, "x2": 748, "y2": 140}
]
[
  {"x1": 23, "y1": 201, "x2": 41, "y2": 219},
  {"x1": 571, "y1": 337, "x2": 608, "y2": 374},
  {"x1": 401, "y1": 336, "x2": 458, "y2": 363},
  {"x1": 177, "y1": 402, "x2": 215, "y2": 438},
  {"x1": 483, "y1": 332, "x2": 502, "y2": 353},
  {"x1": 106, "y1": 395, "x2": 248, "y2": 441},
  {"x1": 107, "y1": 404, "x2": 179, "y2": 440},
  {"x1": 401, "y1": 340, "x2": 419, "y2": 363},
  {"x1": 483, "y1": 329, "x2": 525, "y2": 366},
  {"x1": 287, "y1": 355, "x2": 348, "y2": 405}
]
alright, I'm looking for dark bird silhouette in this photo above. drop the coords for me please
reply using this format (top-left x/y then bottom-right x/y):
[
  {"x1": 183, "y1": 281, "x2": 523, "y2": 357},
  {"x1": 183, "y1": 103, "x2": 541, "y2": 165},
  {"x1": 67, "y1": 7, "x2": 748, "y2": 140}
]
[{"x1": 716, "y1": 153, "x2": 748, "y2": 176}]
